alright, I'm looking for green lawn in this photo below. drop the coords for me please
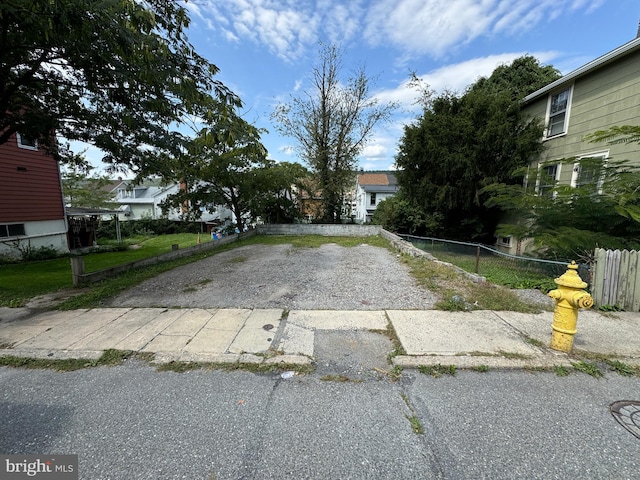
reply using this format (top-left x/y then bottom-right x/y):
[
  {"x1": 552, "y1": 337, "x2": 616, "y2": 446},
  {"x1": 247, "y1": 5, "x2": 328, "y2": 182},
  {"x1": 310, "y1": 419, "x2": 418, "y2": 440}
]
[{"x1": 0, "y1": 233, "x2": 205, "y2": 307}]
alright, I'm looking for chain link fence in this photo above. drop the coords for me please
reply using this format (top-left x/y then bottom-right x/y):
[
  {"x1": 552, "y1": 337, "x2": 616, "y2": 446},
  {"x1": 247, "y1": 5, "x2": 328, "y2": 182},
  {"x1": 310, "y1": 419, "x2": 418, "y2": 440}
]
[{"x1": 401, "y1": 235, "x2": 590, "y2": 291}]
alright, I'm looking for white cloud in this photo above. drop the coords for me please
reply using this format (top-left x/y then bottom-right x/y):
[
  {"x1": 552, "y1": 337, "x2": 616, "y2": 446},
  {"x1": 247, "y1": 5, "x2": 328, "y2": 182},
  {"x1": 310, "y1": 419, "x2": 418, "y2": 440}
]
[
  {"x1": 363, "y1": 0, "x2": 606, "y2": 59},
  {"x1": 199, "y1": 0, "x2": 605, "y2": 62},
  {"x1": 278, "y1": 145, "x2": 295, "y2": 155},
  {"x1": 374, "y1": 51, "x2": 561, "y2": 111}
]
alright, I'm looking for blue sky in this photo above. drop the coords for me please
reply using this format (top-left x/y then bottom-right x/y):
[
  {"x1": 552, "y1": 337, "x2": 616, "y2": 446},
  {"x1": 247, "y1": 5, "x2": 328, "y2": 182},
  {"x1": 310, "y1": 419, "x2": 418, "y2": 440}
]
[{"x1": 87, "y1": 0, "x2": 640, "y2": 173}]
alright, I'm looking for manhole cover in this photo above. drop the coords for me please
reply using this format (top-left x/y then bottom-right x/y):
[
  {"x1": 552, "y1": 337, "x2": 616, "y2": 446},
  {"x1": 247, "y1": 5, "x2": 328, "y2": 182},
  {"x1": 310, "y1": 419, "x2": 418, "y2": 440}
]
[{"x1": 610, "y1": 400, "x2": 640, "y2": 439}]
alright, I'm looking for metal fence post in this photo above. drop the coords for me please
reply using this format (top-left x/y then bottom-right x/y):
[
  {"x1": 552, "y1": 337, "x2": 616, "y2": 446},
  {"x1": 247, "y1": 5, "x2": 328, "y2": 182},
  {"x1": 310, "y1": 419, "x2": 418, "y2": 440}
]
[{"x1": 475, "y1": 246, "x2": 480, "y2": 274}]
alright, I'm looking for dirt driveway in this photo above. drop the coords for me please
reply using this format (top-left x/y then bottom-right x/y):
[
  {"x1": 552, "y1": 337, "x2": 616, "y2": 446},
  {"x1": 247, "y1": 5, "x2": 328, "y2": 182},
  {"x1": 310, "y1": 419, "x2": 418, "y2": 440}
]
[{"x1": 105, "y1": 242, "x2": 437, "y2": 310}]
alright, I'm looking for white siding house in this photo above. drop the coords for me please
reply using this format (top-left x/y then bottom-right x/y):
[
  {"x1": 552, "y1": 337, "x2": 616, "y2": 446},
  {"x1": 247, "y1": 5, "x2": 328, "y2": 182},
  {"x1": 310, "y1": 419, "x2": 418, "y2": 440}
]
[{"x1": 353, "y1": 172, "x2": 399, "y2": 223}]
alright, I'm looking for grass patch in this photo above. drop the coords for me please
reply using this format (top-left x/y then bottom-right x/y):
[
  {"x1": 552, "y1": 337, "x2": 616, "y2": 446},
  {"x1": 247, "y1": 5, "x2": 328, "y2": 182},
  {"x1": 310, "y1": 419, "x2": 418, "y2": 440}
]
[
  {"x1": 606, "y1": 359, "x2": 638, "y2": 377},
  {"x1": 525, "y1": 337, "x2": 545, "y2": 347},
  {"x1": 154, "y1": 360, "x2": 314, "y2": 375},
  {"x1": 0, "y1": 349, "x2": 141, "y2": 371},
  {"x1": 227, "y1": 256, "x2": 248, "y2": 263},
  {"x1": 418, "y1": 364, "x2": 457, "y2": 378},
  {"x1": 400, "y1": 254, "x2": 540, "y2": 313},
  {"x1": 553, "y1": 365, "x2": 571, "y2": 376},
  {"x1": 571, "y1": 361, "x2": 603, "y2": 378},
  {"x1": 471, "y1": 365, "x2": 490, "y2": 372},
  {"x1": 497, "y1": 350, "x2": 532, "y2": 360}
]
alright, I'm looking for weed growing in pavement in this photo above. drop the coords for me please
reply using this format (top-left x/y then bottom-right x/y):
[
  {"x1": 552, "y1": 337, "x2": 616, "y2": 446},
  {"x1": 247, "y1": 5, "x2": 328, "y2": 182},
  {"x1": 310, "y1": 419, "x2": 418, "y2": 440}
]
[
  {"x1": 0, "y1": 349, "x2": 142, "y2": 371},
  {"x1": 418, "y1": 364, "x2": 457, "y2": 378},
  {"x1": 182, "y1": 287, "x2": 197, "y2": 293},
  {"x1": 524, "y1": 336, "x2": 545, "y2": 348},
  {"x1": 406, "y1": 415, "x2": 425, "y2": 434},
  {"x1": 227, "y1": 256, "x2": 248, "y2": 263},
  {"x1": 571, "y1": 361, "x2": 603, "y2": 378},
  {"x1": 471, "y1": 365, "x2": 490, "y2": 372},
  {"x1": 606, "y1": 360, "x2": 638, "y2": 377},
  {"x1": 554, "y1": 365, "x2": 571, "y2": 376}
]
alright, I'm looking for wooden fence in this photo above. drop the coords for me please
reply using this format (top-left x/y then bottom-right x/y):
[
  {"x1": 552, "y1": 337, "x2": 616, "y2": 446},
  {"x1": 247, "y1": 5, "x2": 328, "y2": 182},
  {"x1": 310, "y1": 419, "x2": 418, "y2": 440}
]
[{"x1": 592, "y1": 248, "x2": 640, "y2": 311}]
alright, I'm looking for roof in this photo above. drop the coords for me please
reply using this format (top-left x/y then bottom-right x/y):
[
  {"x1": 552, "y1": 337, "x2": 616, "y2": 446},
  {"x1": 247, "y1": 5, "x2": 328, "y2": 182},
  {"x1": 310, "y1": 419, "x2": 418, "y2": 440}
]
[
  {"x1": 357, "y1": 172, "x2": 397, "y2": 186},
  {"x1": 523, "y1": 36, "x2": 640, "y2": 104}
]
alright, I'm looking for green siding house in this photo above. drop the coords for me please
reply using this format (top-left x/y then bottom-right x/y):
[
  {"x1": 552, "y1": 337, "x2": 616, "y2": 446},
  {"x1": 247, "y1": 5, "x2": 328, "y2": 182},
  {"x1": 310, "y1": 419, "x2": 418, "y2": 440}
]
[
  {"x1": 523, "y1": 36, "x2": 640, "y2": 186},
  {"x1": 500, "y1": 36, "x2": 640, "y2": 255}
]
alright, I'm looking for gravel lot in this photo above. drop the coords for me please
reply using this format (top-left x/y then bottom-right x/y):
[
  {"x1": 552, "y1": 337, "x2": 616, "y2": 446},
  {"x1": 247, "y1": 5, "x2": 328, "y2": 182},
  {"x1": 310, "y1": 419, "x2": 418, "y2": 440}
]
[{"x1": 105, "y1": 242, "x2": 438, "y2": 310}]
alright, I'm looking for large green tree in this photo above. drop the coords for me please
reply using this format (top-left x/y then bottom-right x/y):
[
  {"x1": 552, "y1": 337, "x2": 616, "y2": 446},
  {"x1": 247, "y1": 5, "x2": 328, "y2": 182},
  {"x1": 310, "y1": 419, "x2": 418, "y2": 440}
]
[
  {"x1": 395, "y1": 56, "x2": 561, "y2": 241},
  {"x1": 1, "y1": 0, "x2": 238, "y2": 170},
  {"x1": 272, "y1": 43, "x2": 396, "y2": 222}
]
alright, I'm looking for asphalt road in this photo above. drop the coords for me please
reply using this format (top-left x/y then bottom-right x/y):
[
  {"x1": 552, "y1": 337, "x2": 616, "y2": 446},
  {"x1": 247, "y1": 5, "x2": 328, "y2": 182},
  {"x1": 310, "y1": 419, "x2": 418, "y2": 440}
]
[{"x1": 1, "y1": 362, "x2": 639, "y2": 479}]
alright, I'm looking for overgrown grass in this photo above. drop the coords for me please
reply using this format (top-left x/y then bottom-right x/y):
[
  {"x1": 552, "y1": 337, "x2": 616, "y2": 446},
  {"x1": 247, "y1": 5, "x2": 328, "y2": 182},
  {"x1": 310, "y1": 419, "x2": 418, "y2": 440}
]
[
  {"x1": 0, "y1": 349, "x2": 142, "y2": 371},
  {"x1": 401, "y1": 254, "x2": 541, "y2": 312}
]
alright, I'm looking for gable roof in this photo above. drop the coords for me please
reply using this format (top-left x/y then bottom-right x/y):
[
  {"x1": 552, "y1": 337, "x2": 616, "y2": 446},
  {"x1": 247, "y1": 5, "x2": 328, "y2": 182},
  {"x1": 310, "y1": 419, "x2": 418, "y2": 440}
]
[
  {"x1": 523, "y1": 36, "x2": 640, "y2": 105},
  {"x1": 357, "y1": 172, "x2": 397, "y2": 186}
]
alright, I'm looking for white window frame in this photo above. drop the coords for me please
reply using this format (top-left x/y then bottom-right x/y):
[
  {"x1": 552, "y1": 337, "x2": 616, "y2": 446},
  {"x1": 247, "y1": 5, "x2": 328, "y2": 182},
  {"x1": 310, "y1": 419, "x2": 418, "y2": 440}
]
[
  {"x1": 16, "y1": 133, "x2": 38, "y2": 151},
  {"x1": 545, "y1": 86, "x2": 573, "y2": 138},
  {"x1": 570, "y1": 151, "x2": 609, "y2": 193},
  {"x1": 536, "y1": 162, "x2": 561, "y2": 197}
]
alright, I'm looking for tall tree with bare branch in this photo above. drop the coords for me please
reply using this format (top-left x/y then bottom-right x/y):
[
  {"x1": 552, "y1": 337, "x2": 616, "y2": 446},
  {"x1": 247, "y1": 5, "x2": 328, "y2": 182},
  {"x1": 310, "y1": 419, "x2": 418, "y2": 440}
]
[{"x1": 272, "y1": 44, "x2": 396, "y2": 222}]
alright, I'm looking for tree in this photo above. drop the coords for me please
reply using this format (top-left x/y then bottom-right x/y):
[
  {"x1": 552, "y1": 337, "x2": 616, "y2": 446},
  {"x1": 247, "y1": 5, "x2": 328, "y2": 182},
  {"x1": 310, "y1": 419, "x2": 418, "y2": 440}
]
[
  {"x1": 247, "y1": 161, "x2": 310, "y2": 224},
  {"x1": 156, "y1": 108, "x2": 274, "y2": 232},
  {"x1": 272, "y1": 43, "x2": 396, "y2": 222},
  {"x1": 394, "y1": 56, "x2": 561, "y2": 240},
  {"x1": 62, "y1": 168, "x2": 117, "y2": 209},
  {"x1": 1, "y1": 0, "x2": 238, "y2": 170}
]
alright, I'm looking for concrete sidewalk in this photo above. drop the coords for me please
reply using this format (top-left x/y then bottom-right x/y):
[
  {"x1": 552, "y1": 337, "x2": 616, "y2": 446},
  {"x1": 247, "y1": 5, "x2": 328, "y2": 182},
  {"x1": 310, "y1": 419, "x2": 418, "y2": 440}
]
[{"x1": 0, "y1": 307, "x2": 638, "y2": 369}]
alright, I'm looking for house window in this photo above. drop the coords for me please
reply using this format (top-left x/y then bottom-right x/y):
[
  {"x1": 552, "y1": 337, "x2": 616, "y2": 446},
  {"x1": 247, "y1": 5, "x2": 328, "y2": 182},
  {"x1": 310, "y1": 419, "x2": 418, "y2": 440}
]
[
  {"x1": 546, "y1": 87, "x2": 572, "y2": 137},
  {"x1": 370, "y1": 193, "x2": 376, "y2": 206},
  {"x1": 538, "y1": 163, "x2": 559, "y2": 197},
  {"x1": 498, "y1": 236, "x2": 512, "y2": 247},
  {"x1": 572, "y1": 154, "x2": 607, "y2": 191},
  {"x1": 16, "y1": 133, "x2": 38, "y2": 150},
  {"x1": 0, "y1": 223, "x2": 26, "y2": 238}
]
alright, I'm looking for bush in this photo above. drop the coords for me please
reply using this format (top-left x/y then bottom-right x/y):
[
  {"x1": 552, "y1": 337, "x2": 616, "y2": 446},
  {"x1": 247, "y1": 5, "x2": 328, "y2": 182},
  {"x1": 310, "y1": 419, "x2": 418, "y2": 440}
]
[{"x1": 96, "y1": 219, "x2": 206, "y2": 240}]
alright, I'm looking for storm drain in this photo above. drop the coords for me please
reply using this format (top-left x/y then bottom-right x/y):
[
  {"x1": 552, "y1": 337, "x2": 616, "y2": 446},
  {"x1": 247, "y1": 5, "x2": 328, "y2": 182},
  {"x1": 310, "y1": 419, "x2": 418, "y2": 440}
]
[{"x1": 610, "y1": 401, "x2": 640, "y2": 439}]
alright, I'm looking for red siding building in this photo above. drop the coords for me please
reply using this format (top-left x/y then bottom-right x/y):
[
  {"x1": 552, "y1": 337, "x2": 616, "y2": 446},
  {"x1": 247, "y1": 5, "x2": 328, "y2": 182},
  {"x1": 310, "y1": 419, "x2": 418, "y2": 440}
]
[{"x1": 0, "y1": 132, "x2": 69, "y2": 258}]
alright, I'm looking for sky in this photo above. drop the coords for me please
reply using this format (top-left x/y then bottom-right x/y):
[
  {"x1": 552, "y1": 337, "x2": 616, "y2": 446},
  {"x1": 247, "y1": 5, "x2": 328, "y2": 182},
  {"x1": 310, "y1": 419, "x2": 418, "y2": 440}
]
[{"x1": 86, "y1": 0, "x2": 640, "y2": 174}]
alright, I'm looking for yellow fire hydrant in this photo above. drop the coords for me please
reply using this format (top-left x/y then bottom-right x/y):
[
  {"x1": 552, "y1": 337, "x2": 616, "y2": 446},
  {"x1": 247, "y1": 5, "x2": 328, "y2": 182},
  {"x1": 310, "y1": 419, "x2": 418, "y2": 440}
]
[{"x1": 547, "y1": 261, "x2": 594, "y2": 353}]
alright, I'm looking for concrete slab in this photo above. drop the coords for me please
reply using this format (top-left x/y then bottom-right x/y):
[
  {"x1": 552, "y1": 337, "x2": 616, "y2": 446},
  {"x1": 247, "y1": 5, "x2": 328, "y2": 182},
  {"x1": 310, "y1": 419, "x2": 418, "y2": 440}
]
[
  {"x1": 15, "y1": 308, "x2": 130, "y2": 350},
  {"x1": 4, "y1": 309, "x2": 88, "y2": 327},
  {"x1": 264, "y1": 355, "x2": 313, "y2": 366},
  {"x1": 205, "y1": 309, "x2": 252, "y2": 331},
  {"x1": 142, "y1": 334, "x2": 191, "y2": 353},
  {"x1": 113, "y1": 309, "x2": 186, "y2": 351},
  {"x1": 0, "y1": 348, "x2": 104, "y2": 361},
  {"x1": 160, "y1": 308, "x2": 214, "y2": 336},
  {"x1": 70, "y1": 308, "x2": 169, "y2": 350},
  {"x1": 228, "y1": 309, "x2": 281, "y2": 354},
  {"x1": 183, "y1": 328, "x2": 238, "y2": 354},
  {"x1": 278, "y1": 323, "x2": 314, "y2": 357},
  {"x1": 288, "y1": 310, "x2": 388, "y2": 330},
  {"x1": 498, "y1": 309, "x2": 640, "y2": 357},
  {"x1": 0, "y1": 325, "x2": 54, "y2": 347},
  {"x1": 387, "y1": 310, "x2": 539, "y2": 356}
]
